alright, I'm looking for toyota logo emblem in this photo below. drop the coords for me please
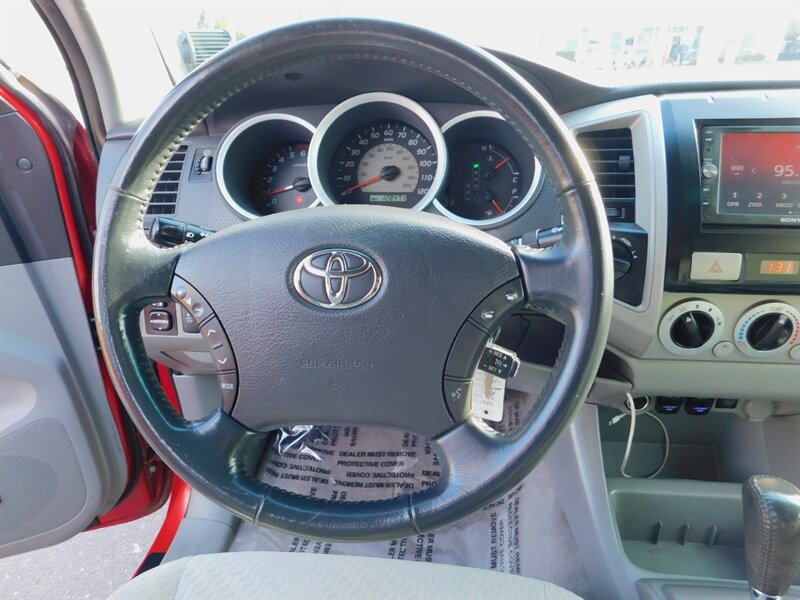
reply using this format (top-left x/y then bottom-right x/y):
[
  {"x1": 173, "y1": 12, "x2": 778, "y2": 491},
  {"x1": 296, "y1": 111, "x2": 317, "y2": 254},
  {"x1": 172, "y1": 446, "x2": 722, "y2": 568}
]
[{"x1": 293, "y1": 249, "x2": 381, "y2": 309}]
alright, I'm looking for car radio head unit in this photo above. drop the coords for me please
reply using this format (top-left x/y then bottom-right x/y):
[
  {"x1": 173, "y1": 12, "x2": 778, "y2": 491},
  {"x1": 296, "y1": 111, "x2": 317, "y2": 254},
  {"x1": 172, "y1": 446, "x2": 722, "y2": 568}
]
[{"x1": 700, "y1": 125, "x2": 800, "y2": 227}]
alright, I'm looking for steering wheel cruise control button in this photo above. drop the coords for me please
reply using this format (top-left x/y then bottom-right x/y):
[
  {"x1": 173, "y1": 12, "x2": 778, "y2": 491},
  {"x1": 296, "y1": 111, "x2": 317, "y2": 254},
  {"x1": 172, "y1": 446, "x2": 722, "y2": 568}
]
[
  {"x1": 478, "y1": 344, "x2": 520, "y2": 379},
  {"x1": 445, "y1": 321, "x2": 489, "y2": 380},
  {"x1": 469, "y1": 279, "x2": 525, "y2": 334}
]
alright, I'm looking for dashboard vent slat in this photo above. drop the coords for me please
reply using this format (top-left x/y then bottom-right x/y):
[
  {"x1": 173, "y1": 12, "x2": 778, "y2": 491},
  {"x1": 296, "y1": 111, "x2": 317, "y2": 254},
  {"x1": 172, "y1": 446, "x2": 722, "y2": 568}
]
[
  {"x1": 147, "y1": 144, "x2": 188, "y2": 216},
  {"x1": 577, "y1": 128, "x2": 636, "y2": 223},
  {"x1": 178, "y1": 30, "x2": 234, "y2": 71}
]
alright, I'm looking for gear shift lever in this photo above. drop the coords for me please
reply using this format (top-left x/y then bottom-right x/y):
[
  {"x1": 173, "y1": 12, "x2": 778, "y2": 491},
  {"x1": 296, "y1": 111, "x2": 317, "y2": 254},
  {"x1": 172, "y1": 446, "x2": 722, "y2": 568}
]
[{"x1": 742, "y1": 475, "x2": 800, "y2": 600}]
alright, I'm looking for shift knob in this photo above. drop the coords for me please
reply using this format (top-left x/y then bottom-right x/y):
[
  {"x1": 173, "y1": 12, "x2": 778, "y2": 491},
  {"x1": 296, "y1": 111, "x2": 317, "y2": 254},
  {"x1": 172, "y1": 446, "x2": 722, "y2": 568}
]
[{"x1": 742, "y1": 475, "x2": 800, "y2": 599}]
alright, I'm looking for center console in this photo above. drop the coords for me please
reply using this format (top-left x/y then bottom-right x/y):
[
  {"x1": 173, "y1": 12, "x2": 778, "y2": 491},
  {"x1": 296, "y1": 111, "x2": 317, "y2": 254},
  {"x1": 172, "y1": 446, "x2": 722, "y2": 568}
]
[
  {"x1": 659, "y1": 93, "x2": 800, "y2": 364},
  {"x1": 554, "y1": 90, "x2": 800, "y2": 600}
]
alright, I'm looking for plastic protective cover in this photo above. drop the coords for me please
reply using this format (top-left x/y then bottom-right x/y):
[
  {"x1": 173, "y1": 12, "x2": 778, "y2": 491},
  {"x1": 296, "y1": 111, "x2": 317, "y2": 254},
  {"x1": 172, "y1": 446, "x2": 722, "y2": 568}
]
[{"x1": 231, "y1": 392, "x2": 592, "y2": 597}]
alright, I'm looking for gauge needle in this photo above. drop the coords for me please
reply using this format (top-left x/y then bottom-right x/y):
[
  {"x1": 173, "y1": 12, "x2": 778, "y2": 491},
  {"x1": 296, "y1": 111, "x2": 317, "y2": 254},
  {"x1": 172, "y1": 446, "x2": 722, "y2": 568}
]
[
  {"x1": 494, "y1": 156, "x2": 511, "y2": 170},
  {"x1": 342, "y1": 165, "x2": 401, "y2": 195},
  {"x1": 266, "y1": 177, "x2": 311, "y2": 196},
  {"x1": 482, "y1": 157, "x2": 510, "y2": 180},
  {"x1": 483, "y1": 189, "x2": 505, "y2": 214}
]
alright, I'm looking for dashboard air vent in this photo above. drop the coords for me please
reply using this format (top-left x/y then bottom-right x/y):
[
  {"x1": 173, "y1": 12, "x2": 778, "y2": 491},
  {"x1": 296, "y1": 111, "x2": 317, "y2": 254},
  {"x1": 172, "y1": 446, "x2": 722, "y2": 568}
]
[
  {"x1": 178, "y1": 30, "x2": 234, "y2": 71},
  {"x1": 147, "y1": 145, "x2": 188, "y2": 216},
  {"x1": 577, "y1": 128, "x2": 636, "y2": 223}
]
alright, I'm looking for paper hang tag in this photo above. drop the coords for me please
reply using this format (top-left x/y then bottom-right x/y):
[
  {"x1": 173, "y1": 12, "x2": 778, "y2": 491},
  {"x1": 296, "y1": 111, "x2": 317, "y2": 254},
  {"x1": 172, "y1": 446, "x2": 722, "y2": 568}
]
[{"x1": 470, "y1": 369, "x2": 506, "y2": 422}]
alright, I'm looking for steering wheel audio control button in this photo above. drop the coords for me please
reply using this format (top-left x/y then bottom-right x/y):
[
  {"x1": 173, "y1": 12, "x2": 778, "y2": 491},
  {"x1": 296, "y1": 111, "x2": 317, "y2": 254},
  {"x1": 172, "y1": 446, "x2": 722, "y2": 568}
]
[
  {"x1": 207, "y1": 334, "x2": 235, "y2": 372},
  {"x1": 218, "y1": 372, "x2": 238, "y2": 412},
  {"x1": 200, "y1": 317, "x2": 226, "y2": 350},
  {"x1": 445, "y1": 321, "x2": 489, "y2": 379},
  {"x1": 171, "y1": 277, "x2": 215, "y2": 327},
  {"x1": 469, "y1": 279, "x2": 525, "y2": 334}
]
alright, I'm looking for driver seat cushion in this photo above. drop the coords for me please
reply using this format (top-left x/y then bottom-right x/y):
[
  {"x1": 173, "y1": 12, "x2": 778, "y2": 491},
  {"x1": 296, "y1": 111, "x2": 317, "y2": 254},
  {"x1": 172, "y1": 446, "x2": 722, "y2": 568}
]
[{"x1": 110, "y1": 551, "x2": 580, "y2": 599}]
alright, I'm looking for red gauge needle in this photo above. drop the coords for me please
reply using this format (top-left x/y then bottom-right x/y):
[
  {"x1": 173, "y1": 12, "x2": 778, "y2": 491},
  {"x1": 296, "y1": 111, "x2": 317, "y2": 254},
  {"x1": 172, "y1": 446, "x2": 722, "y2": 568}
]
[
  {"x1": 266, "y1": 185, "x2": 294, "y2": 197},
  {"x1": 494, "y1": 156, "x2": 511, "y2": 170},
  {"x1": 483, "y1": 188, "x2": 505, "y2": 214},
  {"x1": 266, "y1": 177, "x2": 311, "y2": 196},
  {"x1": 342, "y1": 174, "x2": 383, "y2": 195},
  {"x1": 341, "y1": 165, "x2": 401, "y2": 195}
]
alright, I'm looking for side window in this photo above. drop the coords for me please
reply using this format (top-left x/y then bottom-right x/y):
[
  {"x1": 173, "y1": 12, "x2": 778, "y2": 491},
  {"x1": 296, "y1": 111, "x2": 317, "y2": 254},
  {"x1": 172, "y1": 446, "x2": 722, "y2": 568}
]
[{"x1": 0, "y1": 1, "x2": 84, "y2": 124}]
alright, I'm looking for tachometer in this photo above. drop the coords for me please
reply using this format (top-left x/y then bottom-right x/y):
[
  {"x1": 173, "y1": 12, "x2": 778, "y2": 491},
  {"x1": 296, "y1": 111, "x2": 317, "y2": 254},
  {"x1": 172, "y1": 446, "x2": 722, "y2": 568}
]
[
  {"x1": 330, "y1": 120, "x2": 436, "y2": 209},
  {"x1": 251, "y1": 142, "x2": 316, "y2": 215}
]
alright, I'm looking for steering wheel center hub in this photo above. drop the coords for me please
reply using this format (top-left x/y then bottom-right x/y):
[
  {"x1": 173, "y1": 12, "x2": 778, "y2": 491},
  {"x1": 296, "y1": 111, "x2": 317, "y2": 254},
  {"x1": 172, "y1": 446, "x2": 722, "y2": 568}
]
[{"x1": 173, "y1": 205, "x2": 519, "y2": 436}]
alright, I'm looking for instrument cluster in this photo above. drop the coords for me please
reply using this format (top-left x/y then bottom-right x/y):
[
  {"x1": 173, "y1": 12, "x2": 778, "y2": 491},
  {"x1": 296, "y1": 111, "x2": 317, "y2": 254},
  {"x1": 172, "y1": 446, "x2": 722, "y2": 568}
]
[{"x1": 215, "y1": 93, "x2": 543, "y2": 228}]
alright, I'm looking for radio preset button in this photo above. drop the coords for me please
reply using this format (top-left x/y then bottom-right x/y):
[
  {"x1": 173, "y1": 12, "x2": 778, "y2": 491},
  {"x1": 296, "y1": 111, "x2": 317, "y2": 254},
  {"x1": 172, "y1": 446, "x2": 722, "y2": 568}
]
[{"x1": 690, "y1": 252, "x2": 742, "y2": 281}]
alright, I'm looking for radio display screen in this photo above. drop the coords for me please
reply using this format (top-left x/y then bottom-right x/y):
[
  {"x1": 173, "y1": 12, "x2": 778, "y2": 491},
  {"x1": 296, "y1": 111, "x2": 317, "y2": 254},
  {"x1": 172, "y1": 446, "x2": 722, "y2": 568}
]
[{"x1": 717, "y1": 131, "x2": 800, "y2": 217}]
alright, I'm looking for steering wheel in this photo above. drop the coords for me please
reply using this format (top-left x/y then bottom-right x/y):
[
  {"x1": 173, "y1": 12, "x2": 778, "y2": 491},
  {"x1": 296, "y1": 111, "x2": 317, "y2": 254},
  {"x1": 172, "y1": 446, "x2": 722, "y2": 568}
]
[{"x1": 94, "y1": 19, "x2": 612, "y2": 541}]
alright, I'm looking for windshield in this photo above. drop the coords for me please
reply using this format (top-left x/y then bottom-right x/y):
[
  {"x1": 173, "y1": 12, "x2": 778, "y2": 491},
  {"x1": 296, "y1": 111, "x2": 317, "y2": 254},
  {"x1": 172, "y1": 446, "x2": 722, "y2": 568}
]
[{"x1": 84, "y1": 0, "x2": 800, "y2": 122}]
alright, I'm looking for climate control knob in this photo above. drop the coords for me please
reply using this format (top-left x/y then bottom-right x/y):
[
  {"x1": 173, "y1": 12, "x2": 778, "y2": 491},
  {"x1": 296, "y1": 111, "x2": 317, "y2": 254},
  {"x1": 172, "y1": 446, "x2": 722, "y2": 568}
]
[
  {"x1": 735, "y1": 302, "x2": 800, "y2": 358},
  {"x1": 611, "y1": 240, "x2": 633, "y2": 280},
  {"x1": 671, "y1": 311, "x2": 715, "y2": 349},
  {"x1": 659, "y1": 300, "x2": 725, "y2": 356}
]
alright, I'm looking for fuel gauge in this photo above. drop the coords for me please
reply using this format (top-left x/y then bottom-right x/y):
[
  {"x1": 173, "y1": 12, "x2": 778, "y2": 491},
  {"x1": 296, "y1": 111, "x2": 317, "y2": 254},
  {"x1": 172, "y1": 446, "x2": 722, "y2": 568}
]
[
  {"x1": 441, "y1": 142, "x2": 522, "y2": 221},
  {"x1": 436, "y1": 111, "x2": 542, "y2": 227}
]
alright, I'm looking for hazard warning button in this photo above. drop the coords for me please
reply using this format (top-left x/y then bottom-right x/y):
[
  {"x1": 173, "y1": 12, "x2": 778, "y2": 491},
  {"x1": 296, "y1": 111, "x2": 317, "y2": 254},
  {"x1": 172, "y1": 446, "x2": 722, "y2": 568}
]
[{"x1": 690, "y1": 252, "x2": 742, "y2": 281}]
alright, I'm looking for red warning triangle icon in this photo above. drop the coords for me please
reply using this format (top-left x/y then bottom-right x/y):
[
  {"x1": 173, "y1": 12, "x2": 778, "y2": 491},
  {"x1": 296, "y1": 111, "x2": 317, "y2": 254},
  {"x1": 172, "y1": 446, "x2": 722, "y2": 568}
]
[{"x1": 708, "y1": 260, "x2": 723, "y2": 273}]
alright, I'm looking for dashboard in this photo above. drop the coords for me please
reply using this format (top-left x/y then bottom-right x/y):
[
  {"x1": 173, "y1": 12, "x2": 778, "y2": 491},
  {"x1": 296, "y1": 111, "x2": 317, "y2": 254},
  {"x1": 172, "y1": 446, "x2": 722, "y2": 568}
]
[{"x1": 94, "y1": 57, "x2": 800, "y2": 409}]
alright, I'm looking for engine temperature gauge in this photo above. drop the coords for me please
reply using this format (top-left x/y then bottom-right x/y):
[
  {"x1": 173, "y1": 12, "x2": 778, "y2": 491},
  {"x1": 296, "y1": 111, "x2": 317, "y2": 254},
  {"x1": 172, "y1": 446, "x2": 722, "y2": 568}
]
[{"x1": 441, "y1": 142, "x2": 523, "y2": 221}]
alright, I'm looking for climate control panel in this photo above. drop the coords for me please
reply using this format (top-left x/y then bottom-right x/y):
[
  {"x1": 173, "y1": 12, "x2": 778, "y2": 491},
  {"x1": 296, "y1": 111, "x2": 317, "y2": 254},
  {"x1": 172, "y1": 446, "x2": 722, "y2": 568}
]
[
  {"x1": 658, "y1": 300, "x2": 725, "y2": 356},
  {"x1": 658, "y1": 296, "x2": 800, "y2": 362},
  {"x1": 734, "y1": 302, "x2": 800, "y2": 358}
]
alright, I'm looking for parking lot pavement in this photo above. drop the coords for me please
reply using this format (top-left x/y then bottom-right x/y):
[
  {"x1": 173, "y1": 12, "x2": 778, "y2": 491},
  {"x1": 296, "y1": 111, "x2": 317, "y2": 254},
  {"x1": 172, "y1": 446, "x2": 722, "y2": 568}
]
[{"x1": 0, "y1": 506, "x2": 166, "y2": 600}]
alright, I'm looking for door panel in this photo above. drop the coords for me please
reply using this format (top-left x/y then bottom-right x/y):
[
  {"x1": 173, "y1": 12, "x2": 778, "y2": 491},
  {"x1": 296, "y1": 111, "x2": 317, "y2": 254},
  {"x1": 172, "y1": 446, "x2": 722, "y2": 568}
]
[{"x1": 0, "y1": 77, "x2": 128, "y2": 557}]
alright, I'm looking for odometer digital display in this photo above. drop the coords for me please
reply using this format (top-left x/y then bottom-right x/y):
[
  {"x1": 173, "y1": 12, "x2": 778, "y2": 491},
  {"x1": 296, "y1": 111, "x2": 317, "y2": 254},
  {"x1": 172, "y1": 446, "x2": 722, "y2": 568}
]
[{"x1": 330, "y1": 120, "x2": 437, "y2": 209}]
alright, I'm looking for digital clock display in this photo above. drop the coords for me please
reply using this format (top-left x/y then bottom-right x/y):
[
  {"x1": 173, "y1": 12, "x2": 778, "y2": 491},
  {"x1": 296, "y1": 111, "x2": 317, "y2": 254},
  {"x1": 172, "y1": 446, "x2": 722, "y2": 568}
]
[
  {"x1": 759, "y1": 260, "x2": 799, "y2": 275},
  {"x1": 718, "y1": 131, "x2": 800, "y2": 217}
]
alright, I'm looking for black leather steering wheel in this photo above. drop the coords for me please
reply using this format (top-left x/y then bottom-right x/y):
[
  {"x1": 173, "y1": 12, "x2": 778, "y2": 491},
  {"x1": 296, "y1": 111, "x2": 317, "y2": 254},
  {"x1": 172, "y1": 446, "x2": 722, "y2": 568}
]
[{"x1": 94, "y1": 19, "x2": 612, "y2": 541}]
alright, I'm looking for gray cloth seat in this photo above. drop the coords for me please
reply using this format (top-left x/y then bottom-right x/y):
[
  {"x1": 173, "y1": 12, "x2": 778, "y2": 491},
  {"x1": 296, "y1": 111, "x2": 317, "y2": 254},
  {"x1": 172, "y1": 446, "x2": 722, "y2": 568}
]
[{"x1": 110, "y1": 551, "x2": 580, "y2": 599}]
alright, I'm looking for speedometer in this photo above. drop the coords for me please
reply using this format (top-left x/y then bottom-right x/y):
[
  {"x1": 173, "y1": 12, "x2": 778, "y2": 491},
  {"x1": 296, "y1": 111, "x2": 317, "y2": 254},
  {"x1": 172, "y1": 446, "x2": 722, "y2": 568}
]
[
  {"x1": 309, "y1": 93, "x2": 448, "y2": 211},
  {"x1": 330, "y1": 121, "x2": 437, "y2": 209}
]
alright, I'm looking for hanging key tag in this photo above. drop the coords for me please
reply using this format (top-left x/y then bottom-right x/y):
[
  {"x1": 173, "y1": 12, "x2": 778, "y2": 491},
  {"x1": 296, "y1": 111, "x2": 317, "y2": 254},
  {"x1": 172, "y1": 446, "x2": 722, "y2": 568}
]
[{"x1": 470, "y1": 344, "x2": 520, "y2": 422}]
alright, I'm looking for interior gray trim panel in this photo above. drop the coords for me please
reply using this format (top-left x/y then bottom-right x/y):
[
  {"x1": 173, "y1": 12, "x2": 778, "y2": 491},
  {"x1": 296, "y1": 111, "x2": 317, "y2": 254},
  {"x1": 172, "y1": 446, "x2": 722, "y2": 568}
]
[{"x1": 0, "y1": 259, "x2": 127, "y2": 556}]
